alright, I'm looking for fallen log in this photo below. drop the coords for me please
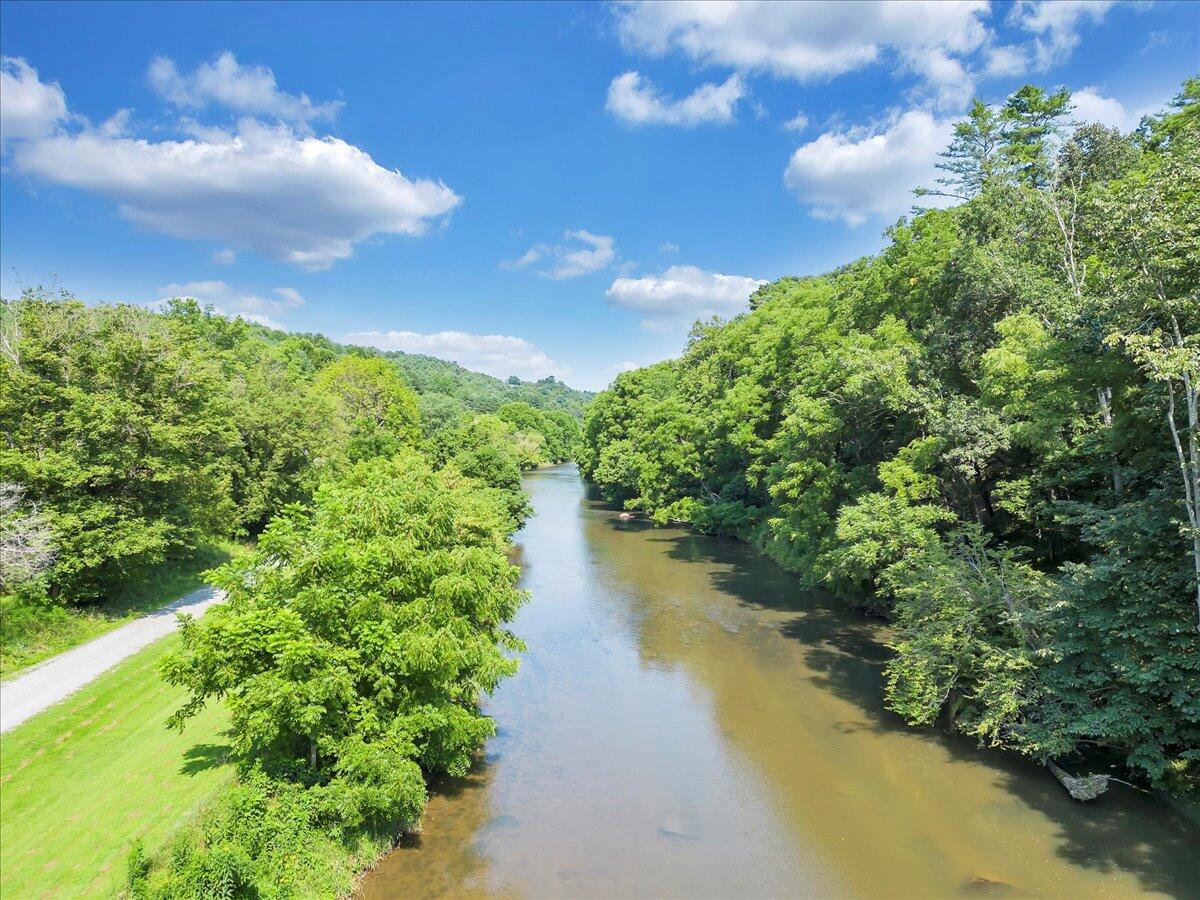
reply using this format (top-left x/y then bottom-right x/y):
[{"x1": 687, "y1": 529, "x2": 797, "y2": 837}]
[{"x1": 1047, "y1": 761, "x2": 1111, "y2": 801}]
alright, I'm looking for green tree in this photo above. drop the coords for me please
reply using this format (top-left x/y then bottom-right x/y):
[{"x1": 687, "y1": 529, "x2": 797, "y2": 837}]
[
  {"x1": 0, "y1": 293, "x2": 236, "y2": 599},
  {"x1": 162, "y1": 451, "x2": 525, "y2": 818},
  {"x1": 1001, "y1": 84, "x2": 1072, "y2": 187},
  {"x1": 313, "y1": 356, "x2": 421, "y2": 463}
]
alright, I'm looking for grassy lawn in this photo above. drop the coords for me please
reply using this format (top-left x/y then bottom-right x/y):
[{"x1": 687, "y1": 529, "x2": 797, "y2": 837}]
[
  {"x1": 1, "y1": 540, "x2": 249, "y2": 677},
  {"x1": 0, "y1": 633, "x2": 231, "y2": 898}
]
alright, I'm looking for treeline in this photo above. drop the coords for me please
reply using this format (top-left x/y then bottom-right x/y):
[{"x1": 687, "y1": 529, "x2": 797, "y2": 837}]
[
  {"x1": 0, "y1": 296, "x2": 584, "y2": 893},
  {"x1": 0, "y1": 296, "x2": 580, "y2": 608},
  {"x1": 581, "y1": 81, "x2": 1199, "y2": 793},
  {"x1": 385, "y1": 351, "x2": 590, "y2": 420}
]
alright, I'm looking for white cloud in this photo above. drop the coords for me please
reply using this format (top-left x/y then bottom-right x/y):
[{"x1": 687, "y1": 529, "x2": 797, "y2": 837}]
[
  {"x1": 0, "y1": 57, "x2": 68, "y2": 150},
  {"x1": 550, "y1": 230, "x2": 615, "y2": 279},
  {"x1": 344, "y1": 329, "x2": 563, "y2": 380},
  {"x1": 1007, "y1": 0, "x2": 1116, "y2": 70},
  {"x1": 500, "y1": 246, "x2": 545, "y2": 270},
  {"x1": 606, "y1": 71, "x2": 744, "y2": 126},
  {"x1": 607, "y1": 264, "x2": 766, "y2": 321},
  {"x1": 1070, "y1": 86, "x2": 1161, "y2": 133},
  {"x1": 211, "y1": 247, "x2": 238, "y2": 265},
  {"x1": 157, "y1": 279, "x2": 304, "y2": 328},
  {"x1": 4, "y1": 58, "x2": 458, "y2": 269},
  {"x1": 660, "y1": 241, "x2": 679, "y2": 253},
  {"x1": 983, "y1": 44, "x2": 1030, "y2": 78},
  {"x1": 905, "y1": 48, "x2": 975, "y2": 109},
  {"x1": 1070, "y1": 87, "x2": 1142, "y2": 132},
  {"x1": 148, "y1": 52, "x2": 342, "y2": 127},
  {"x1": 273, "y1": 286, "x2": 305, "y2": 307},
  {"x1": 614, "y1": 1, "x2": 990, "y2": 101},
  {"x1": 784, "y1": 110, "x2": 956, "y2": 225},
  {"x1": 12, "y1": 118, "x2": 461, "y2": 270},
  {"x1": 781, "y1": 111, "x2": 810, "y2": 133},
  {"x1": 1140, "y1": 30, "x2": 1170, "y2": 55},
  {"x1": 503, "y1": 230, "x2": 616, "y2": 279}
]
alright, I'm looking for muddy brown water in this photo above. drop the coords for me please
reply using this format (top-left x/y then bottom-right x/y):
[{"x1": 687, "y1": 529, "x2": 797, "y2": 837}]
[{"x1": 359, "y1": 465, "x2": 1199, "y2": 899}]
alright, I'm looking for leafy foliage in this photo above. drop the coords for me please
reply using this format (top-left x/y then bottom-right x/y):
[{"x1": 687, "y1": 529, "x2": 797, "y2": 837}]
[
  {"x1": 132, "y1": 448, "x2": 527, "y2": 896},
  {"x1": 581, "y1": 80, "x2": 1200, "y2": 792},
  {"x1": 0, "y1": 291, "x2": 579, "y2": 893}
]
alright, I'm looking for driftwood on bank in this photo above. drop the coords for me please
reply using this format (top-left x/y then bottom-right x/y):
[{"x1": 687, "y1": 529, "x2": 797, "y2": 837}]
[{"x1": 1047, "y1": 761, "x2": 1112, "y2": 800}]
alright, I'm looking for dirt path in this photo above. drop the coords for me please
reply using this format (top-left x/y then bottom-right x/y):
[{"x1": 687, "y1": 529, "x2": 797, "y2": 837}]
[{"x1": 0, "y1": 586, "x2": 224, "y2": 733}]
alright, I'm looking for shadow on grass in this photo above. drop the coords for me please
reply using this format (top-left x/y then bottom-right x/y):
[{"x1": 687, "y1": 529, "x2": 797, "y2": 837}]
[{"x1": 180, "y1": 740, "x2": 234, "y2": 776}]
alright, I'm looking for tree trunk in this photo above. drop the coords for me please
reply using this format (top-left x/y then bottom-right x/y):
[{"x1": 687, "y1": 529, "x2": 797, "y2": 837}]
[
  {"x1": 1096, "y1": 386, "x2": 1123, "y2": 498},
  {"x1": 1166, "y1": 373, "x2": 1200, "y2": 633}
]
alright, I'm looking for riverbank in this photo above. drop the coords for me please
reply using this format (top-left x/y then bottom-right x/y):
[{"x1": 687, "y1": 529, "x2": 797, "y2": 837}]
[{"x1": 359, "y1": 465, "x2": 1200, "y2": 898}]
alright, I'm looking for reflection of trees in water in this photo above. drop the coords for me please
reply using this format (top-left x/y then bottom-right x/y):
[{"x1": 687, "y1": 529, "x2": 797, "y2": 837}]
[
  {"x1": 357, "y1": 762, "x2": 504, "y2": 900},
  {"x1": 586, "y1": 508, "x2": 1200, "y2": 899}
]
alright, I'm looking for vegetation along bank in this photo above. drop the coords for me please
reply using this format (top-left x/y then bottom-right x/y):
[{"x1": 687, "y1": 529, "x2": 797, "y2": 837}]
[
  {"x1": 0, "y1": 295, "x2": 587, "y2": 896},
  {"x1": 580, "y1": 80, "x2": 1200, "y2": 798}
]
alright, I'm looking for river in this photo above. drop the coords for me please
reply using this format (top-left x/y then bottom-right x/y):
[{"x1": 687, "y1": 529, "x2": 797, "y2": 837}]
[{"x1": 359, "y1": 465, "x2": 1199, "y2": 899}]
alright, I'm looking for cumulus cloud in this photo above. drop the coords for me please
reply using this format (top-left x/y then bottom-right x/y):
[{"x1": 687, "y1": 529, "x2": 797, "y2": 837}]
[
  {"x1": 1007, "y1": 0, "x2": 1116, "y2": 70},
  {"x1": 784, "y1": 110, "x2": 956, "y2": 225},
  {"x1": 607, "y1": 264, "x2": 766, "y2": 321},
  {"x1": 904, "y1": 48, "x2": 976, "y2": 109},
  {"x1": 606, "y1": 71, "x2": 744, "y2": 126},
  {"x1": 614, "y1": 1, "x2": 990, "y2": 102},
  {"x1": 4, "y1": 58, "x2": 459, "y2": 269},
  {"x1": 156, "y1": 280, "x2": 305, "y2": 329},
  {"x1": 344, "y1": 329, "x2": 563, "y2": 380},
  {"x1": 983, "y1": 44, "x2": 1030, "y2": 78},
  {"x1": 781, "y1": 111, "x2": 810, "y2": 133},
  {"x1": 12, "y1": 118, "x2": 461, "y2": 270},
  {"x1": 0, "y1": 57, "x2": 69, "y2": 150},
  {"x1": 148, "y1": 52, "x2": 342, "y2": 127},
  {"x1": 503, "y1": 230, "x2": 616, "y2": 279},
  {"x1": 612, "y1": 2, "x2": 1123, "y2": 107},
  {"x1": 272, "y1": 287, "x2": 304, "y2": 308},
  {"x1": 1070, "y1": 87, "x2": 1144, "y2": 132}
]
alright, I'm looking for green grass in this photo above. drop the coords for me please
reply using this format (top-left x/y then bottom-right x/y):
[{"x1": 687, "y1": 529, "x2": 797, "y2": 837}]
[
  {"x1": 1, "y1": 540, "x2": 249, "y2": 677},
  {"x1": 0, "y1": 634, "x2": 231, "y2": 898}
]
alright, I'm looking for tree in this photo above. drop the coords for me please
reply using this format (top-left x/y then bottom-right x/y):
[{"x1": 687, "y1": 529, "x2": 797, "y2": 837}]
[
  {"x1": 1094, "y1": 122, "x2": 1200, "y2": 630},
  {"x1": 162, "y1": 451, "x2": 525, "y2": 820},
  {"x1": 1001, "y1": 85, "x2": 1072, "y2": 187},
  {"x1": 429, "y1": 414, "x2": 529, "y2": 527},
  {"x1": 0, "y1": 484, "x2": 54, "y2": 588},
  {"x1": 0, "y1": 293, "x2": 237, "y2": 599},
  {"x1": 313, "y1": 356, "x2": 421, "y2": 463},
  {"x1": 921, "y1": 99, "x2": 1006, "y2": 199}
]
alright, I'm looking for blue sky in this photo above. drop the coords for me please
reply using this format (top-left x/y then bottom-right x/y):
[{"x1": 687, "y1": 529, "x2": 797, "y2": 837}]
[{"x1": 1, "y1": 1, "x2": 1196, "y2": 390}]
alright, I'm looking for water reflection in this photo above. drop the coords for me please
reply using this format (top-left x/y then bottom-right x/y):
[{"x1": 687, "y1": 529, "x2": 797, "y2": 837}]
[{"x1": 360, "y1": 466, "x2": 1199, "y2": 899}]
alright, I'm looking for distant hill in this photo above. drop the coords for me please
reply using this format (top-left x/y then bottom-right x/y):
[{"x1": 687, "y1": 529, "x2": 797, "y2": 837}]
[
  {"x1": 243, "y1": 322, "x2": 592, "y2": 419},
  {"x1": 381, "y1": 350, "x2": 592, "y2": 418}
]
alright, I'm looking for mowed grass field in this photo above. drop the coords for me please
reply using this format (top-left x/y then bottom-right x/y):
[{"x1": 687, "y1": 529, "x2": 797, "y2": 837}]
[{"x1": 0, "y1": 634, "x2": 230, "y2": 898}]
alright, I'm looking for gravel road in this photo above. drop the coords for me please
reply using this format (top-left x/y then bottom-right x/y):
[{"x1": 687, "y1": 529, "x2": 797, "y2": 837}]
[{"x1": 0, "y1": 585, "x2": 225, "y2": 733}]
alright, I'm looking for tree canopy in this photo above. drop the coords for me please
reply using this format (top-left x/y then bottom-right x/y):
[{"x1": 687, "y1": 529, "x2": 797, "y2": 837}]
[{"x1": 580, "y1": 80, "x2": 1200, "y2": 793}]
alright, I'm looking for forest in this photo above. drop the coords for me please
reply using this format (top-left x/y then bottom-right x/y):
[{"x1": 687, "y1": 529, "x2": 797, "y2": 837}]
[
  {"x1": 580, "y1": 80, "x2": 1200, "y2": 795},
  {"x1": 0, "y1": 295, "x2": 584, "y2": 895}
]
